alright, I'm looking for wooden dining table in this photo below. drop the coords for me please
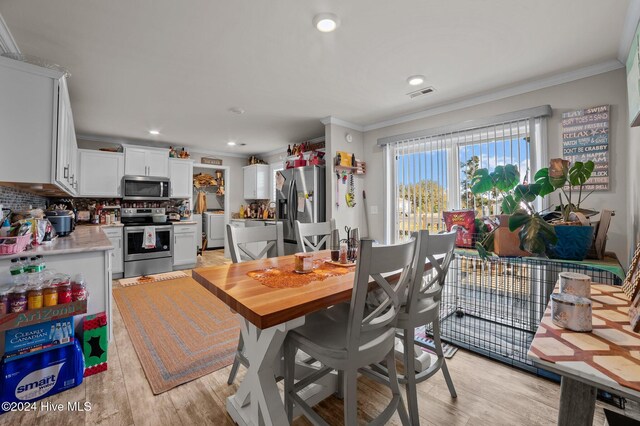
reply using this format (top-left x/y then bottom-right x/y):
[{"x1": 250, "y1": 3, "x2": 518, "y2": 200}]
[
  {"x1": 193, "y1": 250, "x2": 436, "y2": 426},
  {"x1": 192, "y1": 250, "x2": 358, "y2": 426}
]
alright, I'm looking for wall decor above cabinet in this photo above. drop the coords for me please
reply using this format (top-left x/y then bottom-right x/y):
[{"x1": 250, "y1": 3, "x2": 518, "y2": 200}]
[{"x1": 0, "y1": 56, "x2": 79, "y2": 196}]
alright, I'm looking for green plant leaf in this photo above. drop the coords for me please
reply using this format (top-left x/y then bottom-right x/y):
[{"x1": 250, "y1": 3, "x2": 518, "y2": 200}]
[
  {"x1": 508, "y1": 210, "x2": 530, "y2": 231},
  {"x1": 501, "y1": 195, "x2": 518, "y2": 215},
  {"x1": 516, "y1": 213, "x2": 556, "y2": 255},
  {"x1": 568, "y1": 161, "x2": 595, "y2": 186},
  {"x1": 470, "y1": 168, "x2": 492, "y2": 194},
  {"x1": 548, "y1": 158, "x2": 569, "y2": 188},
  {"x1": 491, "y1": 164, "x2": 520, "y2": 192},
  {"x1": 533, "y1": 168, "x2": 556, "y2": 196},
  {"x1": 514, "y1": 184, "x2": 541, "y2": 203}
]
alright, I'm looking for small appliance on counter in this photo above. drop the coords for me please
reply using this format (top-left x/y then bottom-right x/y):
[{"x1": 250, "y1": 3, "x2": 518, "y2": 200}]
[{"x1": 44, "y1": 210, "x2": 75, "y2": 237}]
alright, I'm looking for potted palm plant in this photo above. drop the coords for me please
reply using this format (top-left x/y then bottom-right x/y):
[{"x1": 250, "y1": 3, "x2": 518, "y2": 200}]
[
  {"x1": 470, "y1": 164, "x2": 556, "y2": 258},
  {"x1": 533, "y1": 159, "x2": 596, "y2": 260}
]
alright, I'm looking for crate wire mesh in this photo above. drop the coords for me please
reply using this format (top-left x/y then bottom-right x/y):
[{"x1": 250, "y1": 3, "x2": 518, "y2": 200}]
[{"x1": 427, "y1": 252, "x2": 622, "y2": 372}]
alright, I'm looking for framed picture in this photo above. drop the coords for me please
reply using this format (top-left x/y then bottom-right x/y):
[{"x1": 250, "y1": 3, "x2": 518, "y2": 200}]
[{"x1": 623, "y1": 243, "x2": 640, "y2": 300}]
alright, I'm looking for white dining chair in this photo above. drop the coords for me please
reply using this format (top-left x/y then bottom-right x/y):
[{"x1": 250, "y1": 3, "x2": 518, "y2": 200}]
[
  {"x1": 294, "y1": 219, "x2": 336, "y2": 252},
  {"x1": 283, "y1": 238, "x2": 414, "y2": 426},
  {"x1": 376, "y1": 229, "x2": 457, "y2": 424},
  {"x1": 226, "y1": 222, "x2": 284, "y2": 385}
]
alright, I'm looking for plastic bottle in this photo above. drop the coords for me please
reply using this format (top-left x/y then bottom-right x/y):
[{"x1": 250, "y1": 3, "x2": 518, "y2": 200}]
[
  {"x1": 0, "y1": 217, "x2": 10, "y2": 237},
  {"x1": 71, "y1": 274, "x2": 88, "y2": 301},
  {"x1": 9, "y1": 258, "x2": 25, "y2": 286},
  {"x1": 53, "y1": 323, "x2": 63, "y2": 342}
]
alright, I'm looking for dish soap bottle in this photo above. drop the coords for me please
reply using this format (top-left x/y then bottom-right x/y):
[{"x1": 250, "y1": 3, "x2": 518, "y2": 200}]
[{"x1": 239, "y1": 205, "x2": 245, "y2": 219}]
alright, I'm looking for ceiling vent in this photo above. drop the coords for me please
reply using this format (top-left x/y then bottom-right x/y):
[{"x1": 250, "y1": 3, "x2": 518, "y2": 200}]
[{"x1": 407, "y1": 86, "x2": 435, "y2": 99}]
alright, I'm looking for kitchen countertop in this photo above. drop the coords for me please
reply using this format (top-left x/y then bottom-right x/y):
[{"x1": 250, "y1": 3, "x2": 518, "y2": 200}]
[
  {"x1": 0, "y1": 225, "x2": 114, "y2": 260},
  {"x1": 172, "y1": 221, "x2": 198, "y2": 225},
  {"x1": 78, "y1": 222, "x2": 124, "y2": 228},
  {"x1": 230, "y1": 218, "x2": 282, "y2": 222}
]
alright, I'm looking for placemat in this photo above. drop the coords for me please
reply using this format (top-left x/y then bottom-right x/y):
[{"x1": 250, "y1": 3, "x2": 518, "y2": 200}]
[{"x1": 247, "y1": 259, "x2": 352, "y2": 288}]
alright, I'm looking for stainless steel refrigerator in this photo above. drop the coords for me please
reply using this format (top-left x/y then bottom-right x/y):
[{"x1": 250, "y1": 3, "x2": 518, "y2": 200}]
[{"x1": 276, "y1": 166, "x2": 326, "y2": 254}]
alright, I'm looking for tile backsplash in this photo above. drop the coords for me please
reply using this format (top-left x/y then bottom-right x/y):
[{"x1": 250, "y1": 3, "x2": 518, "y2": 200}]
[{"x1": 0, "y1": 186, "x2": 48, "y2": 211}]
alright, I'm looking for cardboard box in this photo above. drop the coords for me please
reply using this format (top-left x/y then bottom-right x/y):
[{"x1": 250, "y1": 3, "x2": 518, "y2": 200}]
[
  {"x1": 3, "y1": 318, "x2": 75, "y2": 360},
  {"x1": 0, "y1": 340, "x2": 84, "y2": 410}
]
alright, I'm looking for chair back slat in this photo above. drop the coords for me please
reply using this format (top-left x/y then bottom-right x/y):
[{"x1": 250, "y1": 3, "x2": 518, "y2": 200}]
[
  {"x1": 346, "y1": 238, "x2": 416, "y2": 353},
  {"x1": 226, "y1": 223, "x2": 284, "y2": 263},
  {"x1": 406, "y1": 229, "x2": 456, "y2": 311},
  {"x1": 295, "y1": 219, "x2": 336, "y2": 252}
]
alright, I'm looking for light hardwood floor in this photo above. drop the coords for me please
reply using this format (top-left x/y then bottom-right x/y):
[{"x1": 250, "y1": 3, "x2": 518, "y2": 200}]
[{"x1": 0, "y1": 250, "x2": 636, "y2": 425}]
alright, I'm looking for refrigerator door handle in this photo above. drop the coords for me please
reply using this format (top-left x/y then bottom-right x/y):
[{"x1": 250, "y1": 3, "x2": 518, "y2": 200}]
[{"x1": 288, "y1": 181, "x2": 297, "y2": 227}]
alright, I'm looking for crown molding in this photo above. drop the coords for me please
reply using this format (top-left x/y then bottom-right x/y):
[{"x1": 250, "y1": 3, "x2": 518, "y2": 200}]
[
  {"x1": 320, "y1": 116, "x2": 364, "y2": 132},
  {"x1": 76, "y1": 133, "x2": 248, "y2": 159},
  {"x1": 262, "y1": 135, "x2": 325, "y2": 158},
  {"x1": 362, "y1": 59, "x2": 624, "y2": 132},
  {"x1": 618, "y1": 0, "x2": 640, "y2": 63},
  {"x1": 0, "y1": 13, "x2": 20, "y2": 54}
]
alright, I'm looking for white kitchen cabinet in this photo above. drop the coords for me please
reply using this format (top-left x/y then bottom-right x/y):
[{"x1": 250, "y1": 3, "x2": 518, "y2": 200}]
[
  {"x1": 169, "y1": 158, "x2": 193, "y2": 199},
  {"x1": 206, "y1": 213, "x2": 225, "y2": 248},
  {"x1": 102, "y1": 227, "x2": 124, "y2": 277},
  {"x1": 124, "y1": 146, "x2": 169, "y2": 177},
  {"x1": 0, "y1": 56, "x2": 78, "y2": 196},
  {"x1": 243, "y1": 164, "x2": 271, "y2": 200},
  {"x1": 173, "y1": 223, "x2": 197, "y2": 268},
  {"x1": 78, "y1": 150, "x2": 125, "y2": 197}
]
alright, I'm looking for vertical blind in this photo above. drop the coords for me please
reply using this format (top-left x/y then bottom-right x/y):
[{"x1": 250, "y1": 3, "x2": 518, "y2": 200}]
[{"x1": 381, "y1": 107, "x2": 551, "y2": 243}]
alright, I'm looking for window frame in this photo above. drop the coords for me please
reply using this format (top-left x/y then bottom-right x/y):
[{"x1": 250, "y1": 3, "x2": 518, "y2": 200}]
[{"x1": 382, "y1": 110, "x2": 549, "y2": 244}]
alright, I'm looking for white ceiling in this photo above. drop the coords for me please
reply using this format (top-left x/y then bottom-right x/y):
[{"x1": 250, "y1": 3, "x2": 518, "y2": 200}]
[{"x1": 0, "y1": 0, "x2": 631, "y2": 154}]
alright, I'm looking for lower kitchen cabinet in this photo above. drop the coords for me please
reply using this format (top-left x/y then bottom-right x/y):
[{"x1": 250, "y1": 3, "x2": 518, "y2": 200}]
[
  {"x1": 102, "y1": 226, "x2": 124, "y2": 278},
  {"x1": 173, "y1": 223, "x2": 197, "y2": 269}
]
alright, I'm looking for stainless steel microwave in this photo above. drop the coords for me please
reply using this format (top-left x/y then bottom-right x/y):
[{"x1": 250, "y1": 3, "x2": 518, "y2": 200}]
[{"x1": 122, "y1": 176, "x2": 170, "y2": 200}]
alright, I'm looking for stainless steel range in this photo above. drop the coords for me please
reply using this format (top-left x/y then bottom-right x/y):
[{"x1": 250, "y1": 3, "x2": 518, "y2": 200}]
[{"x1": 121, "y1": 208, "x2": 173, "y2": 278}]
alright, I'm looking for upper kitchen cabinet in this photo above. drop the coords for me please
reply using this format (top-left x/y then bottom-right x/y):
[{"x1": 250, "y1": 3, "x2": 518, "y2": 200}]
[
  {"x1": 243, "y1": 164, "x2": 271, "y2": 200},
  {"x1": 0, "y1": 56, "x2": 78, "y2": 195},
  {"x1": 78, "y1": 149, "x2": 125, "y2": 197},
  {"x1": 124, "y1": 146, "x2": 169, "y2": 177},
  {"x1": 169, "y1": 158, "x2": 193, "y2": 199}
]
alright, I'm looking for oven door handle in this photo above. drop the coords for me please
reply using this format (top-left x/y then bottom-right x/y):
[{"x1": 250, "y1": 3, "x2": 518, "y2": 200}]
[{"x1": 124, "y1": 225, "x2": 173, "y2": 232}]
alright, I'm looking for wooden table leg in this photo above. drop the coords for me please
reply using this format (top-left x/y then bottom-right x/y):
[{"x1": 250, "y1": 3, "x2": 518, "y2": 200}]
[
  {"x1": 558, "y1": 376, "x2": 596, "y2": 426},
  {"x1": 227, "y1": 315, "x2": 304, "y2": 426}
]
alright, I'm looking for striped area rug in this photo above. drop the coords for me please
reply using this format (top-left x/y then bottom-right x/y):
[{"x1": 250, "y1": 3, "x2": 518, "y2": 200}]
[{"x1": 113, "y1": 277, "x2": 240, "y2": 394}]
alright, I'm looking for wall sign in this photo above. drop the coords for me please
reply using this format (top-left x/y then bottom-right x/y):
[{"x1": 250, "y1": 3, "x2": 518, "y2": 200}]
[
  {"x1": 561, "y1": 105, "x2": 610, "y2": 191},
  {"x1": 201, "y1": 157, "x2": 223, "y2": 165}
]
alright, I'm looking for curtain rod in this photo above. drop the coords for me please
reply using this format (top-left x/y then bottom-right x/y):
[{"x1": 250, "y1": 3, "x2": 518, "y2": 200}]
[{"x1": 377, "y1": 105, "x2": 552, "y2": 146}]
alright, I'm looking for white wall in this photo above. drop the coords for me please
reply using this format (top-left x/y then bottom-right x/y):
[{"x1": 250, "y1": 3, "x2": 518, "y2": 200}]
[
  {"x1": 362, "y1": 69, "x2": 631, "y2": 265},
  {"x1": 324, "y1": 124, "x2": 366, "y2": 235}
]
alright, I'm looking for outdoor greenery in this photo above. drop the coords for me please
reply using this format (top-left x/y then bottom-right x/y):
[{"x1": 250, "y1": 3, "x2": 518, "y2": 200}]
[{"x1": 398, "y1": 180, "x2": 448, "y2": 214}]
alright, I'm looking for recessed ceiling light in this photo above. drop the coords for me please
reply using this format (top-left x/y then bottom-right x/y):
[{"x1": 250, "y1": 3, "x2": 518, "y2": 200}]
[
  {"x1": 227, "y1": 141, "x2": 237, "y2": 146},
  {"x1": 148, "y1": 129, "x2": 160, "y2": 135},
  {"x1": 407, "y1": 75, "x2": 426, "y2": 86},
  {"x1": 229, "y1": 107, "x2": 245, "y2": 115},
  {"x1": 313, "y1": 13, "x2": 340, "y2": 32}
]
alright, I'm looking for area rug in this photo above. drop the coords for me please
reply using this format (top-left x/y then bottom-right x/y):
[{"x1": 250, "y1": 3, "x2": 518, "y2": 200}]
[
  {"x1": 119, "y1": 271, "x2": 188, "y2": 287},
  {"x1": 113, "y1": 277, "x2": 240, "y2": 394}
]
